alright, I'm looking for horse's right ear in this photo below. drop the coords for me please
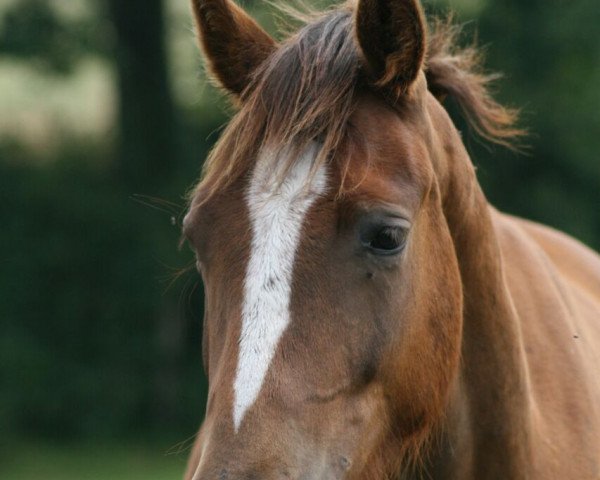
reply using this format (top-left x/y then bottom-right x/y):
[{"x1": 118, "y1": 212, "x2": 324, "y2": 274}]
[{"x1": 191, "y1": 0, "x2": 276, "y2": 97}]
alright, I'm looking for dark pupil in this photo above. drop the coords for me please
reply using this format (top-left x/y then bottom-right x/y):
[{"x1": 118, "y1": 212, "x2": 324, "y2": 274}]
[{"x1": 370, "y1": 227, "x2": 402, "y2": 251}]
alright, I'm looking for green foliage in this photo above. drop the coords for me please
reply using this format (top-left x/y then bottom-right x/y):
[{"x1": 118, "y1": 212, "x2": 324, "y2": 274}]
[
  {"x1": 0, "y1": 439, "x2": 188, "y2": 480},
  {"x1": 0, "y1": 146, "x2": 208, "y2": 438},
  {"x1": 0, "y1": 0, "x2": 88, "y2": 74}
]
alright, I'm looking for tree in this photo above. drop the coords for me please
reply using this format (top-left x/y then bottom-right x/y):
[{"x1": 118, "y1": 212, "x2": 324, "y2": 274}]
[{"x1": 106, "y1": 0, "x2": 178, "y2": 189}]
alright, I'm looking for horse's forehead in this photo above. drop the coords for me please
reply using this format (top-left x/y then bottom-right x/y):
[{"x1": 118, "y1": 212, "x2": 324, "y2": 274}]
[
  {"x1": 351, "y1": 94, "x2": 426, "y2": 145},
  {"x1": 232, "y1": 143, "x2": 328, "y2": 431},
  {"x1": 186, "y1": 114, "x2": 429, "y2": 242}
]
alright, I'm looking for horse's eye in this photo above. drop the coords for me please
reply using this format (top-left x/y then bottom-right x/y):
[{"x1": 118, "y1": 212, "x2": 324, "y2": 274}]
[{"x1": 362, "y1": 225, "x2": 408, "y2": 255}]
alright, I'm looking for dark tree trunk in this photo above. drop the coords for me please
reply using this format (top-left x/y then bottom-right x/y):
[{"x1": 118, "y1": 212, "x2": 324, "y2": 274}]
[{"x1": 107, "y1": 0, "x2": 177, "y2": 189}]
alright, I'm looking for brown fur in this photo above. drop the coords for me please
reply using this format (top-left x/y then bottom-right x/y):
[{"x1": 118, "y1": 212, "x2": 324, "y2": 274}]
[{"x1": 183, "y1": 1, "x2": 600, "y2": 479}]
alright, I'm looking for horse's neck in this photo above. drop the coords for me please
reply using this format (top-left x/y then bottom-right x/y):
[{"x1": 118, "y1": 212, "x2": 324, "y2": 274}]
[{"x1": 435, "y1": 141, "x2": 532, "y2": 478}]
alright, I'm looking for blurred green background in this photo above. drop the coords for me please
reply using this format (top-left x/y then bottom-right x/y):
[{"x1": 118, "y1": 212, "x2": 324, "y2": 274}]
[{"x1": 0, "y1": 0, "x2": 598, "y2": 478}]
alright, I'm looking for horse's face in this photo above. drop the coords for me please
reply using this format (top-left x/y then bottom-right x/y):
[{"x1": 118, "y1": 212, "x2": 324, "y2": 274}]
[{"x1": 184, "y1": 0, "x2": 463, "y2": 478}]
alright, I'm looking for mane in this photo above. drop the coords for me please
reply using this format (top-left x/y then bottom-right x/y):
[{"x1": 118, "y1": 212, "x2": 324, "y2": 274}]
[
  {"x1": 425, "y1": 16, "x2": 525, "y2": 149},
  {"x1": 194, "y1": 3, "x2": 524, "y2": 202},
  {"x1": 196, "y1": 6, "x2": 359, "y2": 201}
]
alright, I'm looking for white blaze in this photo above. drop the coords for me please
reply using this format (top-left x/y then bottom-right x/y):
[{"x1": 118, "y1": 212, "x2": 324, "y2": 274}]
[{"x1": 233, "y1": 144, "x2": 327, "y2": 431}]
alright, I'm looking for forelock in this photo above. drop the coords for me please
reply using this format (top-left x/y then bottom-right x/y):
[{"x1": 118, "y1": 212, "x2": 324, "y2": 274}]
[{"x1": 196, "y1": 8, "x2": 362, "y2": 202}]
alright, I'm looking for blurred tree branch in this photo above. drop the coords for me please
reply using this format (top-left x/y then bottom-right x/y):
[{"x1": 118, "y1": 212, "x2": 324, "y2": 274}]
[{"x1": 0, "y1": 0, "x2": 98, "y2": 74}]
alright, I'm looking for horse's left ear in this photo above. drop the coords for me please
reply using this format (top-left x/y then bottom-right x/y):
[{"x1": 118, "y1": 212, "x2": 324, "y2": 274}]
[
  {"x1": 355, "y1": 0, "x2": 427, "y2": 95},
  {"x1": 191, "y1": 0, "x2": 276, "y2": 97}
]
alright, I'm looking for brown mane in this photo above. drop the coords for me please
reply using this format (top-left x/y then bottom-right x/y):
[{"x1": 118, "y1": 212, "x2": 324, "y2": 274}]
[
  {"x1": 425, "y1": 16, "x2": 525, "y2": 148},
  {"x1": 194, "y1": 4, "x2": 523, "y2": 202}
]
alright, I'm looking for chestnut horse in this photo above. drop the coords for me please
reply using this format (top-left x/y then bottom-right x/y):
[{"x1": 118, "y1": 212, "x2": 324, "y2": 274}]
[{"x1": 182, "y1": 0, "x2": 600, "y2": 478}]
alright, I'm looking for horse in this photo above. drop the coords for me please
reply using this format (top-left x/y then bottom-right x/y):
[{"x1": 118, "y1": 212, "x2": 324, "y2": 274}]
[{"x1": 181, "y1": 0, "x2": 600, "y2": 478}]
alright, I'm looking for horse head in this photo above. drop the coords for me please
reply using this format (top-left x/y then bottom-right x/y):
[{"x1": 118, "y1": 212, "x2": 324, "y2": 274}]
[{"x1": 183, "y1": 0, "x2": 521, "y2": 477}]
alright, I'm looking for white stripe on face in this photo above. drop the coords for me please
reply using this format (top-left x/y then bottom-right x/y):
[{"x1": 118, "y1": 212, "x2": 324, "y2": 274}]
[{"x1": 233, "y1": 143, "x2": 327, "y2": 432}]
